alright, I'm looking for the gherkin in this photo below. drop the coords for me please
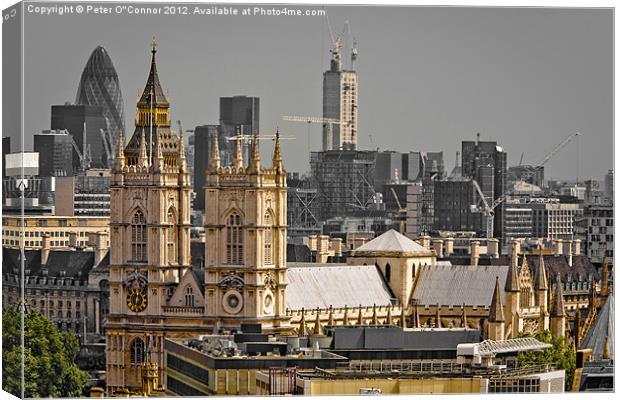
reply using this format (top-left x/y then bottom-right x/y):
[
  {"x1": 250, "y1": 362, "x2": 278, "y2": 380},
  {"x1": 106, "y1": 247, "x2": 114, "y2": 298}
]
[{"x1": 75, "y1": 46, "x2": 125, "y2": 166}]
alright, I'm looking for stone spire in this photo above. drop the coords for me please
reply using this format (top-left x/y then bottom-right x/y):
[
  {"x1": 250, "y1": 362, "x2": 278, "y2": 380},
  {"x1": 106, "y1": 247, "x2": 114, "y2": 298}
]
[
  {"x1": 435, "y1": 304, "x2": 442, "y2": 328},
  {"x1": 551, "y1": 274, "x2": 566, "y2": 317},
  {"x1": 138, "y1": 128, "x2": 149, "y2": 168},
  {"x1": 137, "y1": 36, "x2": 169, "y2": 108},
  {"x1": 209, "y1": 130, "x2": 220, "y2": 171},
  {"x1": 385, "y1": 306, "x2": 392, "y2": 325},
  {"x1": 371, "y1": 304, "x2": 378, "y2": 325},
  {"x1": 298, "y1": 308, "x2": 308, "y2": 336},
  {"x1": 177, "y1": 120, "x2": 187, "y2": 172},
  {"x1": 327, "y1": 306, "x2": 334, "y2": 326},
  {"x1": 272, "y1": 129, "x2": 284, "y2": 173},
  {"x1": 114, "y1": 129, "x2": 125, "y2": 170},
  {"x1": 313, "y1": 308, "x2": 323, "y2": 335},
  {"x1": 234, "y1": 136, "x2": 243, "y2": 169},
  {"x1": 153, "y1": 134, "x2": 164, "y2": 171},
  {"x1": 535, "y1": 252, "x2": 548, "y2": 291},
  {"x1": 505, "y1": 254, "x2": 521, "y2": 292},
  {"x1": 248, "y1": 132, "x2": 261, "y2": 172},
  {"x1": 489, "y1": 276, "x2": 505, "y2": 323},
  {"x1": 343, "y1": 305, "x2": 349, "y2": 325},
  {"x1": 357, "y1": 304, "x2": 364, "y2": 325}
]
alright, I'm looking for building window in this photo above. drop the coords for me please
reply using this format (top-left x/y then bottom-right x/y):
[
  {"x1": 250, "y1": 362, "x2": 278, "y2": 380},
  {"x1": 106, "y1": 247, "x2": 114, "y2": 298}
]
[
  {"x1": 264, "y1": 212, "x2": 273, "y2": 265},
  {"x1": 130, "y1": 338, "x2": 145, "y2": 365},
  {"x1": 131, "y1": 210, "x2": 147, "y2": 262},
  {"x1": 226, "y1": 213, "x2": 243, "y2": 264},
  {"x1": 167, "y1": 208, "x2": 177, "y2": 264},
  {"x1": 385, "y1": 263, "x2": 391, "y2": 282},
  {"x1": 184, "y1": 285, "x2": 194, "y2": 307}
]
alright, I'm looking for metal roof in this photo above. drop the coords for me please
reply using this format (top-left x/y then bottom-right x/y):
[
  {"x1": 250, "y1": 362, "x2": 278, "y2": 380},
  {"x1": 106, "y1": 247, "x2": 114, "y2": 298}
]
[
  {"x1": 354, "y1": 229, "x2": 427, "y2": 253},
  {"x1": 458, "y1": 337, "x2": 551, "y2": 357},
  {"x1": 412, "y1": 264, "x2": 508, "y2": 307},
  {"x1": 582, "y1": 293, "x2": 614, "y2": 360},
  {"x1": 286, "y1": 265, "x2": 394, "y2": 311}
]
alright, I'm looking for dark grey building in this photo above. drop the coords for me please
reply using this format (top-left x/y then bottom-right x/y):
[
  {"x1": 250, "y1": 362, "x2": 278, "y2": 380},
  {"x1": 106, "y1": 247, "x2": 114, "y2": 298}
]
[
  {"x1": 310, "y1": 149, "x2": 377, "y2": 221},
  {"x1": 51, "y1": 104, "x2": 107, "y2": 171},
  {"x1": 461, "y1": 135, "x2": 507, "y2": 239},
  {"x1": 192, "y1": 125, "x2": 219, "y2": 212},
  {"x1": 433, "y1": 179, "x2": 484, "y2": 234},
  {"x1": 2, "y1": 136, "x2": 9, "y2": 180},
  {"x1": 220, "y1": 96, "x2": 259, "y2": 164},
  {"x1": 75, "y1": 46, "x2": 125, "y2": 161},
  {"x1": 34, "y1": 130, "x2": 74, "y2": 177},
  {"x1": 374, "y1": 151, "x2": 444, "y2": 193}
]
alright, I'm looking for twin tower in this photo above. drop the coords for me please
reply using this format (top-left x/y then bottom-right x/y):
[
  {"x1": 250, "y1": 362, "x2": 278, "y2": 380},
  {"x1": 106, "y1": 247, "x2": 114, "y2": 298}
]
[{"x1": 106, "y1": 42, "x2": 288, "y2": 391}]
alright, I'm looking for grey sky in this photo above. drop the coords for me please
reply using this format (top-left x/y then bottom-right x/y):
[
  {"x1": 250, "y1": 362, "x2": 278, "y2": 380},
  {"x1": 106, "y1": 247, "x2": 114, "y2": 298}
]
[{"x1": 19, "y1": 4, "x2": 613, "y2": 181}]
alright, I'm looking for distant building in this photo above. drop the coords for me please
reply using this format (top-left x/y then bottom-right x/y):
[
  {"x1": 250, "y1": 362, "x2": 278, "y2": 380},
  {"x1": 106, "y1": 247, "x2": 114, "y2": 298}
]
[
  {"x1": 2, "y1": 152, "x2": 54, "y2": 215},
  {"x1": 433, "y1": 179, "x2": 484, "y2": 235},
  {"x1": 508, "y1": 165, "x2": 544, "y2": 188},
  {"x1": 219, "y1": 96, "x2": 259, "y2": 163},
  {"x1": 55, "y1": 170, "x2": 111, "y2": 217},
  {"x1": 575, "y1": 204, "x2": 613, "y2": 265},
  {"x1": 310, "y1": 149, "x2": 377, "y2": 221},
  {"x1": 461, "y1": 135, "x2": 507, "y2": 239},
  {"x1": 287, "y1": 172, "x2": 321, "y2": 240},
  {"x1": 34, "y1": 129, "x2": 74, "y2": 177},
  {"x1": 192, "y1": 124, "x2": 219, "y2": 212},
  {"x1": 323, "y1": 40, "x2": 358, "y2": 150},
  {"x1": 2, "y1": 136, "x2": 10, "y2": 179},
  {"x1": 51, "y1": 103, "x2": 107, "y2": 170},
  {"x1": 75, "y1": 46, "x2": 125, "y2": 159},
  {"x1": 374, "y1": 151, "x2": 444, "y2": 193},
  {"x1": 604, "y1": 170, "x2": 613, "y2": 204},
  {"x1": 503, "y1": 200, "x2": 534, "y2": 242}
]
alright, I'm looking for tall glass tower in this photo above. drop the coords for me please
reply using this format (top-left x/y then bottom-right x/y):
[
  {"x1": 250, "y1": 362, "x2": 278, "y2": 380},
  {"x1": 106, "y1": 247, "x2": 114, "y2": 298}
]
[{"x1": 75, "y1": 46, "x2": 125, "y2": 167}]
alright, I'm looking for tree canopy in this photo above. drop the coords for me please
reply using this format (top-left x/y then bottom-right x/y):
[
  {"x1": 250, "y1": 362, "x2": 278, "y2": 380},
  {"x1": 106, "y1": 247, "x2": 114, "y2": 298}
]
[
  {"x1": 517, "y1": 330, "x2": 576, "y2": 391},
  {"x1": 2, "y1": 306, "x2": 89, "y2": 398}
]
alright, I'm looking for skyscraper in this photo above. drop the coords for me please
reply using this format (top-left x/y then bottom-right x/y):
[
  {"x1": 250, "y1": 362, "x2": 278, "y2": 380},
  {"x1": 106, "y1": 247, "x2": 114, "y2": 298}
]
[
  {"x1": 193, "y1": 124, "x2": 219, "y2": 212},
  {"x1": 322, "y1": 35, "x2": 358, "y2": 151},
  {"x1": 75, "y1": 46, "x2": 126, "y2": 162},
  {"x1": 33, "y1": 129, "x2": 74, "y2": 177},
  {"x1": 219, "y1": 95, "x2": 259, "y2": 164},
  {"x1": 51, "y1": 104, "x2": 107, "y2": 170}
]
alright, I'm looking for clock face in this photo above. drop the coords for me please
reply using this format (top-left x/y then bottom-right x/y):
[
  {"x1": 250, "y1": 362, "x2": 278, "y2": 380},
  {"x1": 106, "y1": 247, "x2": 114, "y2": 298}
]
[{"x1": 126, "y1": 287, "x2": 148, "y2": 313}]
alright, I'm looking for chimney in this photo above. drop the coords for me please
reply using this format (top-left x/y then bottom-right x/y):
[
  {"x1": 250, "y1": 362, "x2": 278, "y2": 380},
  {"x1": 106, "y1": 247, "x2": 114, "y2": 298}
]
[
  {"x1": 420, "y1": 235, "x2": 431, "y2": 250},
  {"x1": 487, "y1": 238, "x2": 499, "y2": 259},
  {"x1": 444, "y1": 237, "x2": 454, "y2": 256},
  {"x1": 307, "y1": 235, "x2": 318, "y2": 251},
  {"x1": 330, "y1": 238, "x2": 343, "y2": 257},
  {"x1": 68, "y1": 232, "x2": 78, "y2": 248},
  {"x1": 470, "y1": 240, "x2": 480, "y2": 266},
  {"x1": 564, "y1": 240, "x2": 573, "y2": 267},
  {"x1": 41, "y1": 234, "x2": 51, "y2": 265},
  {"x1": 317, "y1": 235, "x2": 330, "y2": 263},
  {"x1": 433, "y1": 240, "x2": 444, "y2": 258},
  {"x1": 89, "y1": 231, "x2": 109, "y2": 266},
  {"x1": 573, "y1": 239, "x2": 581, "y2": 256},
  {"x1": 553, "y1": 239, "x2": 564, "y2": 256}
]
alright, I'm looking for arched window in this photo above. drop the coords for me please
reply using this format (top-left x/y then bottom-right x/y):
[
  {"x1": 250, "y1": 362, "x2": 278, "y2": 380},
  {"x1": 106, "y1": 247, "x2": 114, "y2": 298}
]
[
  {"x1": 385, "y1": 263, "x2": 392, "y2": 282},
  {"x1": 184, "y1": 285, "x2": 194, "y2": 307},
  {"x1": 226, "y1": 213, "x2": 243, "y2": 264},
  {"x1": 131, "y1": 210, "x2": 147, "y2": 262},
  {"x1": 264, "y1": 212, "x2": 273, "y2": 265},
  {"x1": 167, "y1": 208, "x2": 177, "y2": 264},
  {"x1": 130, "y1": 338, "x2": 145, "y2": 365}
]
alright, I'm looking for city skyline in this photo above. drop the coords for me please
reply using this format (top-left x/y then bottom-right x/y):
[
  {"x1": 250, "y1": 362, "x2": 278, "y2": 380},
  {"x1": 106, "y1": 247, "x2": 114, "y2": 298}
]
[{"x1": 14, "y1": 6, "x2": 613, "y2": 181}]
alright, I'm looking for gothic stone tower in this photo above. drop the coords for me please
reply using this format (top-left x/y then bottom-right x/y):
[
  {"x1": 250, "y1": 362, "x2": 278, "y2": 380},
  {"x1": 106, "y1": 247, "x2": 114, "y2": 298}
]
[
  {"x1": 106, "y1": 41, "x2": 191, "y2": 391},
  {"x1": 203, "y1": 131, "x2": 289, "y2": 330}
]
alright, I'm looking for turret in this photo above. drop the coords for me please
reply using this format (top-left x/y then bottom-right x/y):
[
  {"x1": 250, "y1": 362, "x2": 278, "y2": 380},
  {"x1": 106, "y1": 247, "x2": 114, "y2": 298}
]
[
  {"x1": 138, "y1": 128, "x2": 149, "y2": 168},
  {"x1": 273, "y1": 129, "x2": 284, "y2": 174},
  {"x1": 488, "y1": 276, "x2": 505, "y2": 340},
  {"x1": 505, "y1": 254, "x2": 521, "y2": 337},
  {"x1": 177, "y1": 121, "x2": 188, "y2": 173},
  {"x1": 535, "y1": 251, "x2": 548, "y2": 312},
  {"x1": 234, "y1": 136, "x2": 243, "y2": 169},
  {"x1": 550, "y1": 274, "x2": 566, "y2": 339},
  {"x1": 248, "y1": 132, "x2": 261, "y2": 173},
  {"x1": 313, "y1": 308, "x2": 323, "y2": 335},
  {"x1": 113, "y1": 130, "x2": 125, "y2": 171},
  {"x1": 209, "y1": 131, "x2": 220, "y2": 172}
]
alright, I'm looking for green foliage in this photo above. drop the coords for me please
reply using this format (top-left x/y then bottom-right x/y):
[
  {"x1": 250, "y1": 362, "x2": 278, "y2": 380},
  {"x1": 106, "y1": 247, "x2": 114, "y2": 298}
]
[
  {"x1": 517, "y1": 330, "x2": 576, "y2": 391},
  {"x1": 2, "y1": 306, "x2": 89, "y2": 398}
]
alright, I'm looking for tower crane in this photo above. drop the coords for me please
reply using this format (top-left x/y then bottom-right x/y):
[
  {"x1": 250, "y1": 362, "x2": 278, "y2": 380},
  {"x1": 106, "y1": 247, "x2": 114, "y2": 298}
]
[
  {"x1": 520, "y1": 132, "x2": 582, "y2": 181},
  {"x1": 282, "y1": 115, "x2": 340, "y2": 151},
  {"x1": 471, "y1": 180, "x2": 506, "y2": 239}
]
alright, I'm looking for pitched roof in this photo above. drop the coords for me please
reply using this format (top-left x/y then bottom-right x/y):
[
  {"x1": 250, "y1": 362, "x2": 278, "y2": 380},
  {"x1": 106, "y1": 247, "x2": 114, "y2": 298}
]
[
  {"x1": 581, "y1": 293, "x2": 614, "y2": 360},
  {"x1": 534, "y1": 253, "x2": 548, "y2": 290},
  {"x1": 354, "y1": 229, "x2": 428, "y2": 254},
  {"x1": 489, "y1": 277, "x2": 505, "y2": 322},
  {"x1": 505, "y1": 259, "x2": 520, "y2": 292},
  {"x1": 286, "y1": 264, "x2": 394, "y2": 310},
  {"x1": 412, "y1": 264, "x2": 508, "y2": 307}
]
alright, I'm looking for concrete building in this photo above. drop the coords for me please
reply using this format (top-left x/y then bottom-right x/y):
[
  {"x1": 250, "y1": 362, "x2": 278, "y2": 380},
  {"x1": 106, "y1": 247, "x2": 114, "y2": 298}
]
[
  {"x1": 322, "y1": 38, "x2": 358, "y2": 150},
  {"x1": 55, "y1": 169, "x2": 111, "y2": 217},
  {"x1": 503, "y1": 199, "x2": 534, "y2": 242},
  {"x1": 34, "y1": 129, "x2": 74, "y2": 177},
  {"x1": 2, "y1": 151, "x2": 55, "y2": 215},
  {"x1": 2, "y1": 215, "x2": 109, "y2": 249},
  {"x1": 604, "y1": 170, "x2": 613, "y2": 204},
  {"x1": 51, "y1": 103, "x2": 107, "y2": 170},
  {"x1": 310, "y1": 149, "x2": 376, "y2": 221},
  {"x1": 528, "y1": 199, "x2": 581, "y2": 241},
  {"x1": 575, "y1": 204, "x2": 614, "y2": 265},
  {"x1": 433, "y1": 179, "x2": 484, "y2": 235}
]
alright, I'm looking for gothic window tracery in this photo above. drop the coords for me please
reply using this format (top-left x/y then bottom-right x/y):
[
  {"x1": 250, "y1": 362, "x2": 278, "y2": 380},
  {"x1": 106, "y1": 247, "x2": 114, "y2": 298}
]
[
  {"x1": 226, "y1": 212, "x2": 243, "y2": 264},
  {"x1": 264, "y1": 211, "x2": 273, "y2": 264},
  {"x1": 167, "y1": 207, "x2": 177, "y2": 263},
  {"x1": 131, "y1": 210, "x2": 147, "y2": 262},
  {"x1": 130, "y1": 337, "x2": 145, "y2": 365},
  {"x1": 184, "y1": 285, "x2": 194, "y2": 307}
]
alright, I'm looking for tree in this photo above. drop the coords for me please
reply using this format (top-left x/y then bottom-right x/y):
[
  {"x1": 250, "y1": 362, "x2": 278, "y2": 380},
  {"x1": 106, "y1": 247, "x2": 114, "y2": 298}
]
[
  {"x1": 517, "y1": 330, "x2": 576, "y2": 391},
  {"x1": 2, "y1": 306, "x2": 89, "y2": 398}
]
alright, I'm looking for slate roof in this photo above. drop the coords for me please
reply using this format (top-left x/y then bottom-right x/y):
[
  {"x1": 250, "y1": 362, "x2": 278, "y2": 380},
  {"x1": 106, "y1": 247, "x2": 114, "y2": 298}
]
[
  {"x1": 286, "y1": 264, "x2": 394, "y2": 310},
  {"x1": 581, "y1": 293, "x2": 614, "y2": 360},
  {"x1": 2, "y1": 248, "x2": 95, "y2": 282},
  {"x1": 354, "y1": 229, "x2": 427, "y2": 254},
  {"x1": 412, "y1": 264, "x2": 508, "y2": 307}
]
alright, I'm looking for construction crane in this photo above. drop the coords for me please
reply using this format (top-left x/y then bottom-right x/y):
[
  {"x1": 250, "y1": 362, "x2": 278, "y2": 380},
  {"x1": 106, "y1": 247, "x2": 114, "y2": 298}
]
[
  {"x1": 471, "y1": 180, "x2": 506, "y2": 239},
  {"x1": 519, "y1": 132, "x2": 582, "y2": 181},
  {"x1": 282, "y1": 115, "x2": 340, "y2": 151},
  {"x1": 225, "y1": 133, "x2": 296, "y2": 144},
  {"x1": 66, "y1": 131, "x2": 92, "y2": 172}
]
